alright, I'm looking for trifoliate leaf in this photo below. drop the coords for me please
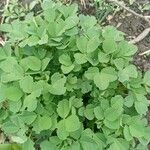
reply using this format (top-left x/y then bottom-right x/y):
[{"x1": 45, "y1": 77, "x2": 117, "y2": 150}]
[
  {"x1": 118, "y1": 65, "x2": 138, "y2": 82},
  {"x1": 94, "y1": 67, "x2": 117, "y2": 90}
]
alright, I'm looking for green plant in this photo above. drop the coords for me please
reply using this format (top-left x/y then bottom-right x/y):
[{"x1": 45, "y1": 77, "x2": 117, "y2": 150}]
[
  {"x1": 2, "y1": 0, "x2": 40, "y2": 23},
  {"x1": 0, "y1": 0, "x2": 150, "y2": 149}
]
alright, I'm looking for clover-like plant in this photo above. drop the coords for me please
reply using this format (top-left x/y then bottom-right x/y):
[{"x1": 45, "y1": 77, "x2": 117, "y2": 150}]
[{"x1": 0, "y1": 0, "x2": 150, "y2": 149}]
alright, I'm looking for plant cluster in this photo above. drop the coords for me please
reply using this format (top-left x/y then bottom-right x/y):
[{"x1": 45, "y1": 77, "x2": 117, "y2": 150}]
[{"x1": 0, "y1": 0, "x2": 150, "y2": 149}]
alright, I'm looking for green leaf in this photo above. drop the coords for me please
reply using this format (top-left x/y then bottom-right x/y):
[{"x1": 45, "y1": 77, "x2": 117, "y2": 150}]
[
  {"x1": 22, "y1": 139, "x2": 34, "y2": 150},
  {"x1": 104, "y1": 106, "x2": 122, "y2": 121},
  {"x1": 94, "y1": 67, "x2": 117, "y2": 90},
  {"x1": 5, "y1": 86, "x2": 23, "y2": 101},
  {"x1": 49, "y1": 73, "x2": 66, "y2": 95},
  {"x1": 103, "y1": 39, "x2": 117, "y2": 54},
  {"x1": 123, "y1": 125, "x2": 133, "y2": 141},
  {"x1": 117, "y1": 41, "x2": 137, "y2": 56},
  {"x1": 0, "y1": 144, "x2": 12, "y2": 150},
  {"x1": 57, "y1": 120, "x2": 69, "y2": 140},
  {"x1": 59, "y1": 54, "x2": 72, "y2": 66},
  {"x1": 76, "y1": 36, "x2": 88, "y2": 53},
  {"x1": 20, "y1": 111, "x2": 37, "y2": 125},
  {"x1": 0, "y1": 44, "x2": 11, "y2": 60},
  {"x1": 1, "y1": 64, "x2": 24, "y2": 83},
  {"x1": 98, "y1": 51, "x2": 110, "y2": 63},
  {"x1": 124, "y1": 94, "x2": 134, "y2": 107},
  {"x1": 19, "y1": 76, "x2": 34, "y2": 93},
  {"x1": 143, "y1": 3, "x2": 150, "y2": 10},
  {"x1": 113, "y1": 58, "x2": 125, "y2": 70},
  {"x1": 118, "y1": 65, "x2": 138, "y2": 82},
  {"x1": 9, "y1": 100, "x2": 22, "y2": 113},
  {"x1": 108, "y1": 138, "x2": 129, "y2": 150},
  {"x1": 143, "y1": 70, "x2": 150, "y2": 86},
  {"x1": 41, "y1": 57, "x2": 51, "y2": 71},
  {"x1": 27, "y1": 36, "x2": 39, "y2": 46},
  {"x1": 84, "y1": 67, "x2": 99, "y2": 80},
  {"x1": 61, "y1": 64, "x2": 74, "y2": 74},
  {"x1": 32, "y1": 116, "x2": 52, "y2": 133},
  {"x1": 94, "y1": 106, "x2": 104, "y2": 120},
  {"x1": 22, "y1": 56, "x2": 41, "y2": 71},
  {"x1": 38, "y1": 30, "x2": 48, "y2": 45},
  {"x1": 22, "y1": 94, "x2": 37, "y2": 111},
  {"x1": 76, "y1": 34, "x2": 99, "y2": 54},
  {"x1": 65, "y1": 115, "x2": 80, "y2": 132},
  {"x1": 57, "y1": 99, "x2": 70, "y2": 118},
  {"x1": 84, "y1": 105, "x2": 95, "y2": 120},
  {"x1": 40, "y1": 141, "x2": 57, "y2": 150},
  {"x1": 0, "y1": 57, "x2": 17, "y2": 73},
  {"x1": 86, "y1": 50, "x2": 99, "y2": 66},
  {"x1": 102, "y1": 26, "x2": 124, "y2": 41},
  {"x1": 134, "y1": 101, "x2": 148, "y2": 115},
  {"x1": 74, "y1": 53, "x2": 87, "y2": 64},
  {"x1": 2, "y1": 121, "x2": 19, "y2": 134},
  {"x1": 86, "y1": 37, "x2": 99, "y2": 53},
  {"x1": 129, "y1": 119, "x2": 145, "y2": 138},
  {"x1": 65, "y1": 15, "x2": 79, "y2": 29},
  {"x1": 79, "y1": 15, "x2": 97, "y2": 30},
  {"x1": 104, "y1": 119, "x2": 120, "y2": 129}
]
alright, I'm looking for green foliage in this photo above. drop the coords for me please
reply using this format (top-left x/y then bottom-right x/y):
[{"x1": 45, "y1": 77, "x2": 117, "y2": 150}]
[{"x1": 0, "y1": 0, "x2": 150, "y2": 149}]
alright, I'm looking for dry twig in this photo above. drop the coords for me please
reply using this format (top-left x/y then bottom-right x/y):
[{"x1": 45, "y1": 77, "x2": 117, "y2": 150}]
[
  {"x1": 107, "y1": 0, "x2": 150, "y2": 25},
  {"x1": 0, "y1": 37, "x2": 5, "y2": 46},
  {"x1": 0, "y1": 0, "x2": 10, "y2": 24},
  {"x1": 130, "y1": 27, "x2": 150, "y2": 44},
  {"x1": 80, "y1": 0, "x2": 86, "y2": 9},
  {"x1": 139, "y1": 49, "x2": 150, "y2": 56}
]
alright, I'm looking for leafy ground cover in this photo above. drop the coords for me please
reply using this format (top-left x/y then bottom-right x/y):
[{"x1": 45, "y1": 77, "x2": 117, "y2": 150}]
[{"x1": 0, "y1": 0, "x2": 150, "y2": 150}]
